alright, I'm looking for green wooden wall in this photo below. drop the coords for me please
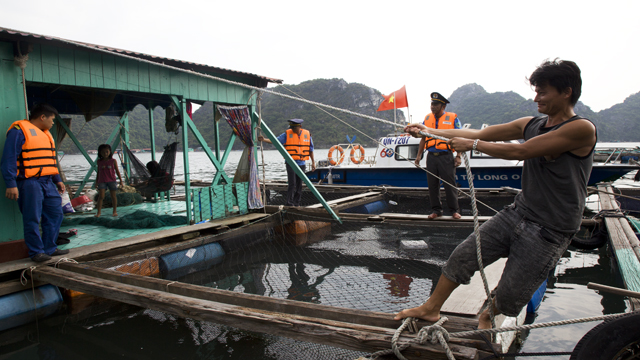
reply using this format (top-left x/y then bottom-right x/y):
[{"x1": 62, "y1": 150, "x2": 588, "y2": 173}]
[
  {"x1": 0, "y1": 41, "x2": 28, "y2": 241},
  {"x1": 0, "y1": 39, "x2": 262, "y2": 243},
  {"x1": 25, "y1": 43, "x2": 255, "y2": 104}
]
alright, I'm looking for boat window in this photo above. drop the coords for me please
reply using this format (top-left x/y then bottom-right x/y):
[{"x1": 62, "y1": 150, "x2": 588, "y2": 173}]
[{"x1": 395, "y1": 145, "x2": 419, "y2": 161}]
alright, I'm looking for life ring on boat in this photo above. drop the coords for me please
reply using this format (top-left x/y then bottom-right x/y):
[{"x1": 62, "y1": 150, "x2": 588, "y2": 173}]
[
  {"x1": 350, "y1": 145, "x2": 365, "y2": 164},
  {"x1": 570, "y1": 312, "x2": 640, "y2": 360},
  {"x1": 328, "y1": 145, "x2": 344, "y2": 165}
]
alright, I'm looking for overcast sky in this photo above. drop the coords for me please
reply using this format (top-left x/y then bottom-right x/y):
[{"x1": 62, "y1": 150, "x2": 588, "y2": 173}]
[{"x1": 2, "y1": 0, "x2": 639, "y2": 126}]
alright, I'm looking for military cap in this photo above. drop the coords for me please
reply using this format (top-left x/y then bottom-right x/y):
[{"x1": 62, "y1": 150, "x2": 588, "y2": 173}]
[
  {"x1": 288, "y1": 119, "x2": 304, "y2": 125},
  {"x1": 430, "y1": 92, "x2": 450, "y2": 104}
]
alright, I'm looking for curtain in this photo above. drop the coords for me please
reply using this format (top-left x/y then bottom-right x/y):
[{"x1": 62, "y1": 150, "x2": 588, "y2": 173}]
[{"x1": 216, "y1": 105, "x2": 263, "y2": 209}]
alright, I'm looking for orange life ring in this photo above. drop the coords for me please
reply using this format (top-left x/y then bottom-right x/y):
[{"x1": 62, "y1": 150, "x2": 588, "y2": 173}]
[
  {"x1": 350, "y1": 145, "x2": 365, "y2": 164},
  {"x1": 328, "y1": 145, "x2": 344, "y2": 165}
]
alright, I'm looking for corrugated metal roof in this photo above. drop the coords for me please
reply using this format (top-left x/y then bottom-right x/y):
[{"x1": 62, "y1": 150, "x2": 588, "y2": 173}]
[{"x1": 0, "y1": 26, "x2": 283, "y2": 85}]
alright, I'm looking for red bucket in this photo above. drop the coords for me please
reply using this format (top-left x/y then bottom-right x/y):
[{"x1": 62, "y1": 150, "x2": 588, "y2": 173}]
[{"x1": 70, "y1": 195, "x2": 91, "y2": 208}]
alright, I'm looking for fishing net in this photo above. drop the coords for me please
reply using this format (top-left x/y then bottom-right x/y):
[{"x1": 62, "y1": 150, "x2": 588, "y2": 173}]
[
  {"x1": 94, "y1": 191, "x2": 144, "y2": 208},
  {"x1": 62, "y1": 192, "x2": 473, "y2": 359},
  {"x1": 61, "y1": 210, "x2": 187, "y2": 229}
]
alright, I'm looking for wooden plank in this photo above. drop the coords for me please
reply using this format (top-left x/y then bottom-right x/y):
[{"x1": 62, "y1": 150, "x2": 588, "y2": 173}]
[
  {"x1": 57, "y1": 47, "x2": 75, "y2": 85},
  {"x1": 57, "y1": 262, "x2": 487, "y2": 340},
  {"x1": 26, "y1": 43, "x2": 43, "y2": 82},
  {"x1": 197, "y1": 77, "x2": 208, "y2": 101},
  {"x1": 333, "y1": 194, "x2": 385, "y2": 211},
  {"x1": 101, "y1": 54, "x2": 116, "y2": 89},
  {"x1": 379, "y1": 213, "x2": 492, "y2": 223},
  {"x1": 306, "y1": 191, "x2": 381, "y2": 209},
  {"x1": 74, "y1": 50, "x2": 91, "y2": 87},
  {"x1": 207, "y1": 79, "x2": 218, "y2": 101},
  {"x1": 89, "y1": 52, "x2": 104, "y2": 88},
  {"x1": 598, "y1": 185, "x2": 640, "y2": 309},
  {"x1": 30, "y1": 266, "x2": 479, "y2": 360},
  {"x1": 170, "y1": 71, "x2": 188, "y2": 97},
  {"x1": 0, "y1": 279, "x2": 46, "y2": 297},
  {"x1": 159, "y1": 67, "x2": 171, "y2": 94},
  {"x1": 138, "y1": 62, "x2": 150, "y2": 92},
  {"x1": 441, "y1": 258, "x2": 507, "y2": 315},
  {"x1": 114, "y1": 56, "x2": 128, "y2": 90},
  {"x1": 188, "y1": 74, "x2": 199, "y2": 99},
  {"x1": 0, "y1": 213, "x2": 268, "y2": 275},
  {"x1": 40, "y1": 45, "x2": 59, "y2": 84},
  {"x1": 148, "y1": 64, "x2": 161, "y2": 93},
  {"x1": 126, "y1": 59, "x2": 139, "y2": 91}
]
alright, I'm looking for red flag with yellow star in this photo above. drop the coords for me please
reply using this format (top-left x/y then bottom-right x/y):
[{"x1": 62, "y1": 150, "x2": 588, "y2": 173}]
[{"x1": 376, "y1": 85, "x2": 408, "y2": 111}]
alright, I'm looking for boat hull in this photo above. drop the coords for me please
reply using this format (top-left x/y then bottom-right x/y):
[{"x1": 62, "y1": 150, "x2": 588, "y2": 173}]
[{"x1": 307, "y1": 164, "x2": 637, "y2": 189}]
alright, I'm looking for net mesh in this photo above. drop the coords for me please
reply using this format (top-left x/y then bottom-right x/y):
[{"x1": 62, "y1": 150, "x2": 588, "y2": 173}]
[{"x1": 68, "y1": 190, "x2": 482, "y2": 359}]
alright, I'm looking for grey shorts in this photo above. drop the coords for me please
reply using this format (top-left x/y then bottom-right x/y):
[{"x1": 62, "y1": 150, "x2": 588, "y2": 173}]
[
  {"x1": 442, "y1": 204, "x2": 573, "y2": 317},
  {"x1": 98, "y1": 181, "x2": 118, "y2": 191}
]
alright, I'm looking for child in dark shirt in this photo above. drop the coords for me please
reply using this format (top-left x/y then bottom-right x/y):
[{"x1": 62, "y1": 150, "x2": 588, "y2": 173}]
[{"x1": 95, "y1": 144, "x2": 123, "y2": 217}]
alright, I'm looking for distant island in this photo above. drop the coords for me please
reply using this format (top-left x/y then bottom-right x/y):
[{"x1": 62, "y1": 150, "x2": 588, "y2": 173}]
[{"x1": 56, "y1": 78, "x2": 640, "y2": 154}]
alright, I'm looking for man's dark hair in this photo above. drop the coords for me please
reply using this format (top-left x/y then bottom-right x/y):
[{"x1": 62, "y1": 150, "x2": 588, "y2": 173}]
[
  {"x1": 29, "y1": 103, "x2": 59, "y2": 120},
  {"x1": 528, "y1": 59, "x2": 582, "y2": 105}
]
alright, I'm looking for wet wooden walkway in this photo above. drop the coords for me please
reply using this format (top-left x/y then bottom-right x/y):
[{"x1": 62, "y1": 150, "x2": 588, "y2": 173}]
[{"x1": 598, "y1": 184, "x2": 640, "y2": 309}]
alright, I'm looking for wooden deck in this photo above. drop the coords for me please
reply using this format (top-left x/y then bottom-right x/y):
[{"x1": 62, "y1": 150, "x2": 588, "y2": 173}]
[
  {"x1": 0, "y1": 212, "x2": 268, "y2": 278},
  {"x1": 598, "y1": 184, "x2": 640, "y2": 309}
]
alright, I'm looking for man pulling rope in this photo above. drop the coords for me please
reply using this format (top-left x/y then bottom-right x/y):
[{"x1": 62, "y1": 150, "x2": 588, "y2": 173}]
[{"x1": 394, "y1": 59, "x2": 597, "y2": 331}]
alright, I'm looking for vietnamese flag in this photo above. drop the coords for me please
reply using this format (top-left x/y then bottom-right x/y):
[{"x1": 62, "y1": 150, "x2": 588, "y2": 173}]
[{"x1": 377, "y1": 85, "x2": 408, "y2": 111}]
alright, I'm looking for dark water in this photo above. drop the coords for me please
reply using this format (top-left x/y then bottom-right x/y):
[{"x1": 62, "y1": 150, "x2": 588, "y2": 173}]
[{"x1": 1, "y1": 152, "x2": 634, "y2": 359}]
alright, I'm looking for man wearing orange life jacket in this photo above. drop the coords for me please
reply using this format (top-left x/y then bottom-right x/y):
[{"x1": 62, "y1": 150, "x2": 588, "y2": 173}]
[
  {"x1": 1, "y1": 104, "x2": 68, "y2": 262},
  {"x1": 258, "y1": 119, "x2": 315, "y2": 206},
  {"x1": 414, "y1": 92, "x2": 462, "y2": 220}
]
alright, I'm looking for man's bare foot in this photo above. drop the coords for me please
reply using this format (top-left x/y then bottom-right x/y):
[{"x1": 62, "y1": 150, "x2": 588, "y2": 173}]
[
  {"x1": 452, "y1": 212, "x2": 462, "y2": 219},
  {"x1": 113, "y1": 212, "x2": 118, "y2": 217},
  {"x1": 478, "y1": 310, "x2": 493, "y2": 329},
  {"x1": 393, "y1": 306, "x2": 440, "y2": 322},
  {"x1": 427, "y1": 212, "x2": 441, "y2": 220}
]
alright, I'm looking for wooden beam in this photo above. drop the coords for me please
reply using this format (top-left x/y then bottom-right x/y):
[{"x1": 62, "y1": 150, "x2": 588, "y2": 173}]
[
  {"x1": 441, "y1": 259, "x2": 506, "y2": 315},
  {"x1": 30, "y1": 266, "x2": 482, "y2": 359},
  {"x1": 305, "y1": 191, "x2": 381, "y2": 209},
  {"x1": 598, "y1": 185, "x2": 640, "y2": 309}
]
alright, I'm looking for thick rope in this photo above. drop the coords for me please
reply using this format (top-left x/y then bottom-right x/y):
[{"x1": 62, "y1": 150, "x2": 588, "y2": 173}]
[
  {"x1": 452, "y1": 311, "x2": 635, "y2": 338},
  {"x1": 13, "y1": 42, "x2": 29, "y2": 118},
  {"x1": 19, "y1": 266, "x2": 40, "y2": 341},
  {"x1": 417, "y1": 130, "x2": 496, "y2": 329},
  {"x1": 365, "y1": 317, "x2": 455, "y2": 360}
]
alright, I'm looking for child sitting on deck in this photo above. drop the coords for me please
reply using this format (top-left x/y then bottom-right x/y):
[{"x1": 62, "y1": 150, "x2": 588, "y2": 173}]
[{"x1": 95, "y1": 144, "x2": 123, "y2": 217}]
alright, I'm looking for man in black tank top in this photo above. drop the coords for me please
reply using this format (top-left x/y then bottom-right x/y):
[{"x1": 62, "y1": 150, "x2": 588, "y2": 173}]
[{"x1": 395, "y1": 60, "x2": 597, "y2": 330}]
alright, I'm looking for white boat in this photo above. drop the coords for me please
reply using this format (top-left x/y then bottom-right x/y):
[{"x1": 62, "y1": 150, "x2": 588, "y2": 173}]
[{"x1": 306, "y1": 134, "x2": 638, "y2": 189}]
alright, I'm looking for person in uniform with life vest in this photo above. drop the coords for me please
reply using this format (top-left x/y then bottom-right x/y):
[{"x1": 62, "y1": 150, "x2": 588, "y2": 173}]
[
  {"x1": 414, "y1": 92, "x2": 463, "y2": 220},
  {"x1": 258, "y1": 118, "x2": 315, "y2": 206},
  {"x1": 1, "y1": 104, "x2": 69, "y2": 262}
]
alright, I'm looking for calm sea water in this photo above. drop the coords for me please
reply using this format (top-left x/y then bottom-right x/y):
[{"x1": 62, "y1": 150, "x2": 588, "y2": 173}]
[{"x1": 2, "y1": 149, "x2": 635, "y2": 359}]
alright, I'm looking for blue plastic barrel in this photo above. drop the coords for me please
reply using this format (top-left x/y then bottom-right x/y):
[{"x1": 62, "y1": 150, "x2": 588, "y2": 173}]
[
  {"x1": 342, "y1": 200, "x2": 387, "y2": 214},
  {"x1": 159, "y1": 242, "x2": 225, "y2": 280},
  {"x1": 0, "y1": 284, "x2": 63, "y2": 332},
  {"x1": 526, "y1": 279, "x2": 548, "y2": 313}
]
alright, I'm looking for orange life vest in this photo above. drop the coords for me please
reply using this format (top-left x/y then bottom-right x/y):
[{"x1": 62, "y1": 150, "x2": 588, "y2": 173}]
[
  {"x1": 284, "y1": 128, "x2": 311, "y2": 161},
  {"x1": 423, "y1": 112, "x2": 457, "y2": 151},
  {"x1": 7, "y1": 120, "x2": 59, "y2": 178}
]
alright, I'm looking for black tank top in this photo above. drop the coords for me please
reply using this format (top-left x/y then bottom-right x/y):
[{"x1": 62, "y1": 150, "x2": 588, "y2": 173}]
[{"x1": 513, "y1": 115, "x2": 596, "y2": 233}]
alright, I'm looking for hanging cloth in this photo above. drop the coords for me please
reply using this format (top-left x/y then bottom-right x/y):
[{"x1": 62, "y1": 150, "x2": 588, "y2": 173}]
[{"x1": 216, "y1": 105, "x2": 263, "y2": 209}]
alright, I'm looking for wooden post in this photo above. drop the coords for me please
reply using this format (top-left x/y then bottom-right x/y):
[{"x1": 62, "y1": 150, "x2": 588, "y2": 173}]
[
  {"x1": 148, "y1": 103, "x2": 156, "y2": 163},
  {"x1": 180, "y1": 98, "x2": 192, "y2": 224}
]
